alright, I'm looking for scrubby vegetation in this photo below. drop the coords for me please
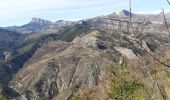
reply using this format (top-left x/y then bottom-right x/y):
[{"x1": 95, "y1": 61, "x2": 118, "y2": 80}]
[
  {"x1": 0, "y1": 95, "x2": 6, "y2": 100},
  {"x1": 107, "y1": 55, "x2": 144, "y2": 100},
  {"x1": 72, "y1": 89, "x2": 97, "y2": 100},
  {"x1": 71, "y1": 55, "x2": 145, "y2": 100},
  {"x1": 0, "y1": 89, "x2": 6, "y2": 100}
]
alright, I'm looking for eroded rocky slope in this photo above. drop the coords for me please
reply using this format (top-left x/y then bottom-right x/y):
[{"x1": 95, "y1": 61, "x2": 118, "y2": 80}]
[{"x1": 8, "y1": 28, "x2": 170, "y2": 99}]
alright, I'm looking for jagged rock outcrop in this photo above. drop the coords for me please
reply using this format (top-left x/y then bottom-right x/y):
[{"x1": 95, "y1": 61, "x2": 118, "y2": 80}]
[
  {"x1": 114, "y1": 47, "x2": 137, "y2": 59},
  {"x1": 30, "y1": 18, "x2": 52, "y2": 25}
]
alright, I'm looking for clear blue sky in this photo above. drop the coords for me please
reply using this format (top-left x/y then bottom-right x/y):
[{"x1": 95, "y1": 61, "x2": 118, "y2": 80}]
[{"x1": 0, "y1": 0, "x2": 170, "y2": 26}]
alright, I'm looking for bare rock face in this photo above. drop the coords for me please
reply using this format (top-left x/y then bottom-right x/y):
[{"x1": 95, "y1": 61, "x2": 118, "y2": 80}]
[
  {"x1": 31, "y1": 18, "x2": 52, "y2": 25},
  {"x1": 72, "y1": 30, "x2": 99, "y2": 48},
  {"x1": 114, "y1": 47, "x2": 137, "y2": 59},
  {"x1": 55, "y1": 20, "x2": 76, "y2": 27}
]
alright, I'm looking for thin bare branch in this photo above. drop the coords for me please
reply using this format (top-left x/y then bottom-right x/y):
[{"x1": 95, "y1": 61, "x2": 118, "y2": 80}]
[
  {"x1": 167, "y1": 0, "x2": 170, "y2": 5},
  {"x1": 162, "y1": 8, "x2": 170, "y2": 36}
]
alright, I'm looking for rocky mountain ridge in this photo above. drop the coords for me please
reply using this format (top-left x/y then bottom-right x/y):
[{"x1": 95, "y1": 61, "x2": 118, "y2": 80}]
[
  {"x1": 1, "y1": 9, "x2": 170, "y2": 34},
  {"x1": 1, "y1": 18, "x2": 76, "y2": 34}
]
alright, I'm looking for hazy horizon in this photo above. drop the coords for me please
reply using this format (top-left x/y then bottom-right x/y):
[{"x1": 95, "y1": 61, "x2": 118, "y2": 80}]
[{"x1": 1, "y1": 0, "x2": 170, "y2": 27}]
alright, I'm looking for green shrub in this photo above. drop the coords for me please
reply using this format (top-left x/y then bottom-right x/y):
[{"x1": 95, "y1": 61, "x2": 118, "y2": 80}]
[
  {"x1": 0, "y1": 95, "x2": 6, "y2": 100},
  {"x1": 108, "y1": 79, "x2": 142, "y2": 100},
  {"x1": 108, "y1": 55, "x2": 143, "y2": 100}
]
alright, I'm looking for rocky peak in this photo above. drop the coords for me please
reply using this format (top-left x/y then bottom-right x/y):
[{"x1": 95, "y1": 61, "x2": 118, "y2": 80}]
[
  {"x1": 56, "y1": 20, "x2": 65, "y2": 23},
  {"x1": 77, "y1": 20, "x2": 89, "y2": 25},
  {"x1": 30, "y1": 17, "x2": 52, "y2": 24},
  {"x1": 55, "y1": 20, "x2": 75, "y2": 26},
  {"x1": 107, "y1": 12, "x2": 119, "y2": 18},
  {"x1": 119, "y1": 9, "x2": 133, "y2": 17}
]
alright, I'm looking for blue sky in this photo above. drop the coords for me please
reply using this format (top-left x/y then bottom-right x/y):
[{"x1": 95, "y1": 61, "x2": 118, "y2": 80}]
[{"x1": 0, "y1": 0, "x2": 170, "y2": 26}]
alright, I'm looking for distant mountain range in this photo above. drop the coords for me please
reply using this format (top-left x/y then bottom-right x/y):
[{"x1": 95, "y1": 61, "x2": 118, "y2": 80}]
[
  {"x1": 1, "y1": 9, "x2": 170, "y2": 34},
  {"x1": 1, "y1": 18, "x2": 76, "y2": 34}
]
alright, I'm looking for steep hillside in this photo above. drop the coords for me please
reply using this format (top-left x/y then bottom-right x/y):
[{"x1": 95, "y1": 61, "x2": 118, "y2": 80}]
[
  {"x1": 0, "y1": 23, "x2": 93, "y2": 87},
  {"x1": 0, "y1": 29, "x2": 21, "y2": 62},
  {"x1": 8, "y1": 28, "x2": 170, "y2": 99},
  {"x1": 0, "y1": 29, "x2": 21, "y2": 50}
]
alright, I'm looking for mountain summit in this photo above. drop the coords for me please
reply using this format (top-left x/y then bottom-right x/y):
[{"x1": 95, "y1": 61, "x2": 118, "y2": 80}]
[
  {"x1": 30, "y1": 18, "x2": 52, "y2": 25},
  {"x1": 119, "y1": 9, "x2": 133, "y2": 17}
]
